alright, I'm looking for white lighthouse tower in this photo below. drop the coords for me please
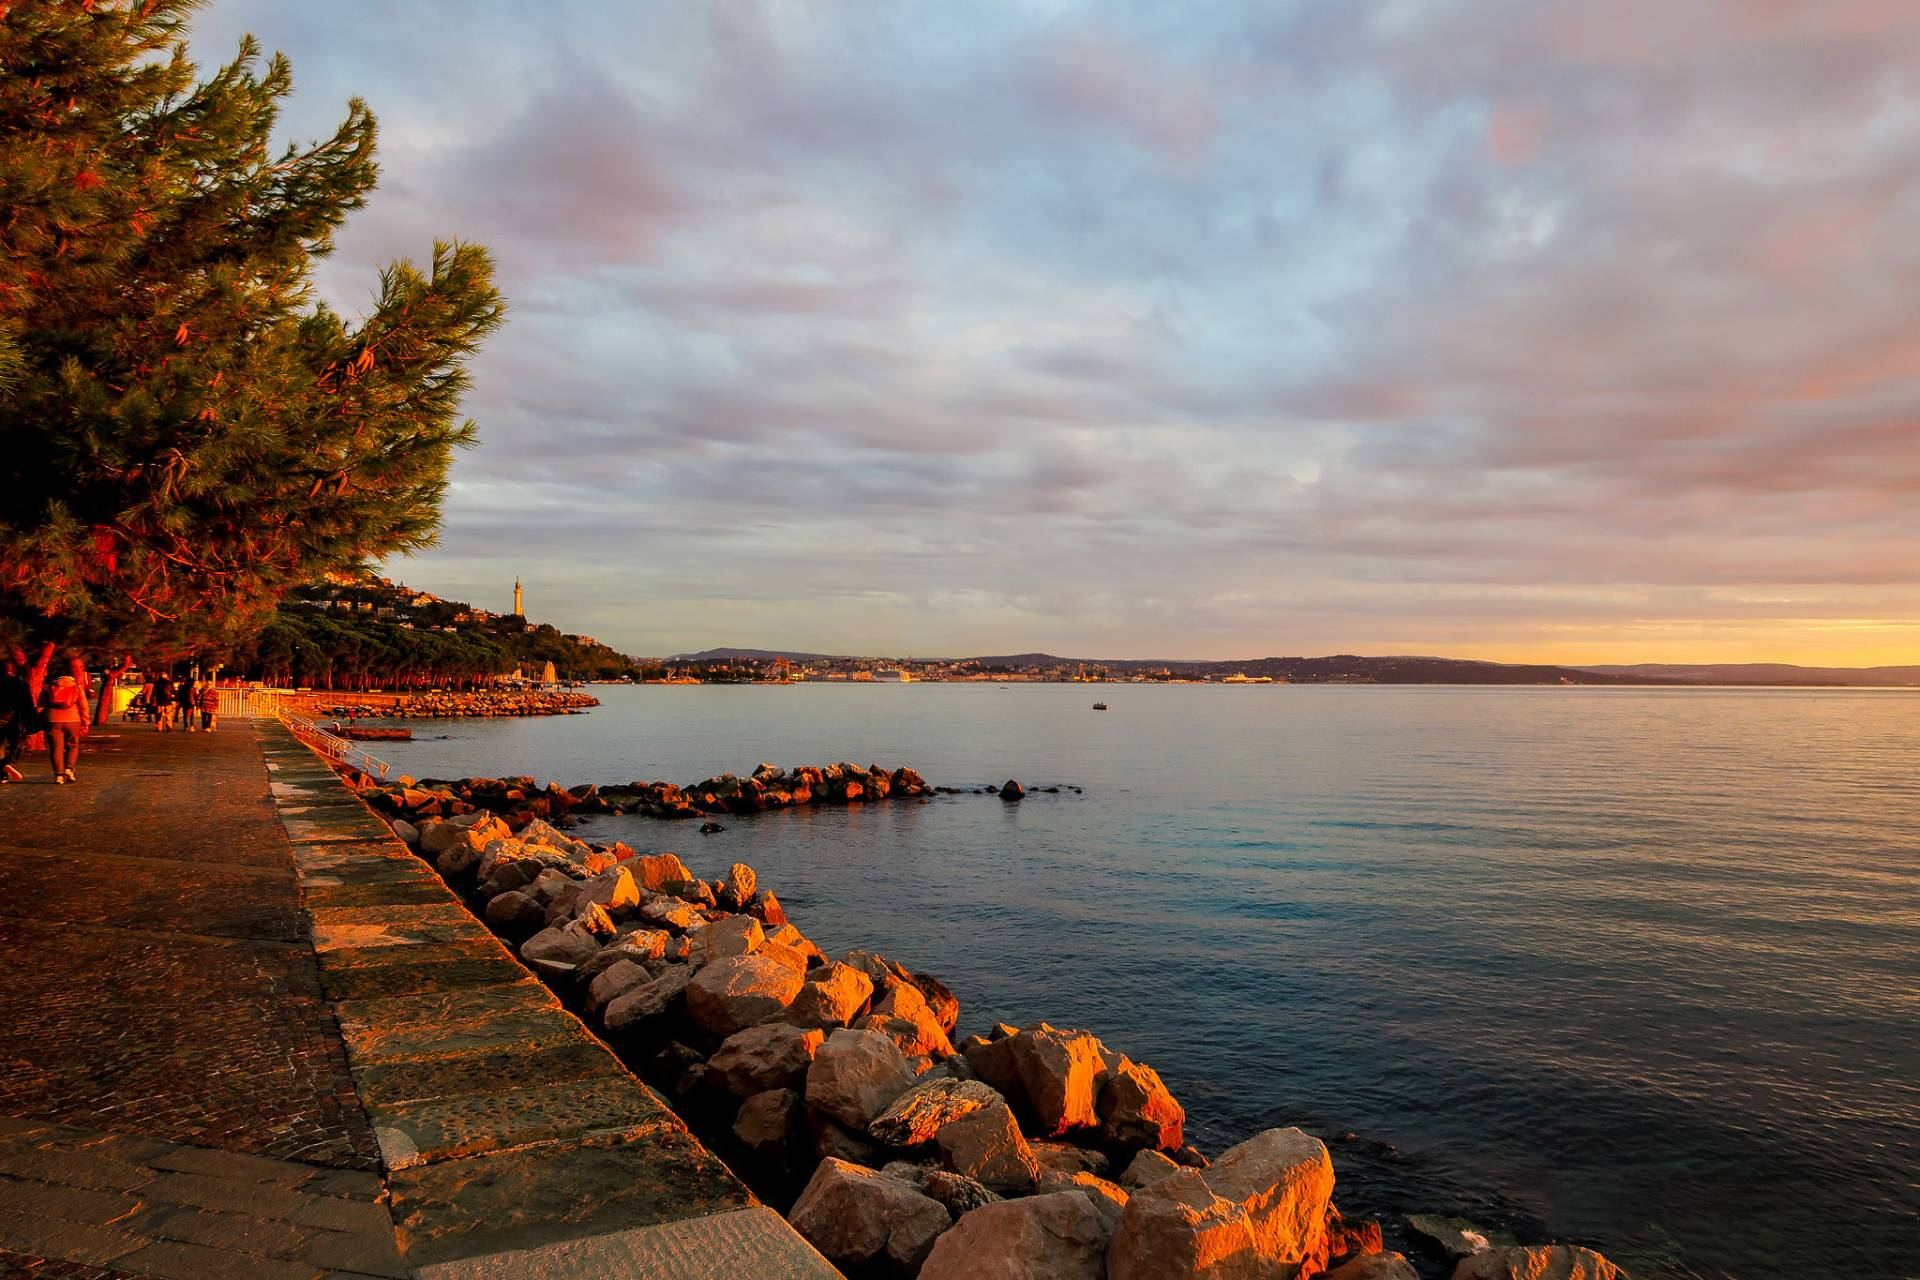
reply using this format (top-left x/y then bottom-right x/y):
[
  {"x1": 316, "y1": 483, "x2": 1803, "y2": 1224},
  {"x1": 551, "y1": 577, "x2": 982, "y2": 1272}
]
[{"x1": 512, "y1": 577, "x2": 524, "y2": 618}]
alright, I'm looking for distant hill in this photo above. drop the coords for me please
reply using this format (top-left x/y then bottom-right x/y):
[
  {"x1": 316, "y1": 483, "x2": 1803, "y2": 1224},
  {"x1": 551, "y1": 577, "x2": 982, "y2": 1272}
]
[
  {"x1": 1093, "y1": 654, "x2": 1661, "y2": 684},
  {"x1": 1579, "y1": 663, "x2": 1920, "y2": 687},
  {"x1": 670, "y1": 647, "x2": 849, "y2": 663},
  {"x1": 669, "y1": 647, "x2": 1671, "y2": 685},
  {"x1": 970, "y1": 652, "x2": 1074, "y2": 668}
]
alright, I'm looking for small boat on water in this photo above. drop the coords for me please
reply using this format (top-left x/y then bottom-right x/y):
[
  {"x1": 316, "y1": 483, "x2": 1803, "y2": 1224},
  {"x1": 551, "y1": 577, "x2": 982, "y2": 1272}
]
[{"x1": 1092, "y1": 701, "x2": 1109, "y2": 710}]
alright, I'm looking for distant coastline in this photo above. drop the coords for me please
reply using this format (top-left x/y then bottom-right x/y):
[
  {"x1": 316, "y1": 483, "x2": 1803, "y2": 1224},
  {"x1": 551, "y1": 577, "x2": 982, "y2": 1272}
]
[{"x1": 650, "y1": 650, "x2": 1920, "y2": 688}]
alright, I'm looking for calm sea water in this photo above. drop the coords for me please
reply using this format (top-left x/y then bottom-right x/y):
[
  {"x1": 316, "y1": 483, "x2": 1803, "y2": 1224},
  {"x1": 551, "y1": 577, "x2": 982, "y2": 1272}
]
[{"x1": 364, "y1": 684, "x2": 1920, "y2": 1279}]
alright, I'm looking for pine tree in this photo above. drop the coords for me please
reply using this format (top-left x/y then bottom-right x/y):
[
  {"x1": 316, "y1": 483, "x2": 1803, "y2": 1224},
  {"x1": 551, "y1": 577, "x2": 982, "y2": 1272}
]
[{"x1": 0, "y1": 0, "x2": 505, "y2": 659}]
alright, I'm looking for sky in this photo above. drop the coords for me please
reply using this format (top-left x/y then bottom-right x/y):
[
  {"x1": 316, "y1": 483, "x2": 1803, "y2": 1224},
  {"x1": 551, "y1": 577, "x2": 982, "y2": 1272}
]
[{"x1": 190, "y1": 0, "x2": 1920, "y2": 665}]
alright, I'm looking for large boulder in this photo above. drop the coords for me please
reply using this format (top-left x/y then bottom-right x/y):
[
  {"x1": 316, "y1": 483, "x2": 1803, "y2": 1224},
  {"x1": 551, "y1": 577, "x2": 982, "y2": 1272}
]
[
  {"x1": 1121, "y1": 1149, "x2": 1183, "y2": 1189},
  {"x1": 483, "y1": 890, "x2": 545, "y2": 934},
  {"x1": 717, "y1": 862, "x2": 757, "y2": 910},
  {"x1": 603, "y1": 963, "x2": 693, "y2": 1031},
  {"x1": 639, "y1": 895, "x2": 705, "y2": 932},
  {"x1": 629, "y1": 851, "x2": 694, "y2": 892},
  {"x1": 1108, "y1": 1128, "x2": 1335, "y2": 1280},
  {"x1": 706, "y1": 1021, "x2": 824, "y2": 1097},
  {"x1": 1008, "y1": 1025, "x2": 1109, "y2": 1135},
  {"x1": 871, "y1": 982, "x2": 955, "y2": 1058},
  {"x1": 1039, "y1": 1169, "x2": 1131, "y2": 1235},
  {"x1": 519, "y1": 926, "x2": 598, "y2": 968},
  {"x1": 694, "y1": 913, "x2": 764, "y2": 965},
  {"x1": 1452, "y1": 1246, "x2": 1625, "y2": 1280},
  {"x1": 733, "y1": 1087, "x2": 803, "y2": 1156},
  {"x1": 576, "y1": 865, "x2": 642, "y2": 913},
  {"x1": 788, "y1": 1157, "x2": 951, "y2": 1276},
  {"x1": 755, "y1": 939, "x2": 811, "y2": 979},
  {"x1": 919, "y1": 1191, "x2": 1110, "y2": 1280},
  {"x1": 869, "y1": 1077, "x2": 1002, "y2": 1147},
  {"x1": 685, "y1": 953, "x2": 805, "y2": 1038},
  {"x1": 1099, "y1": 1059, "x2": 1185, "y2": 1151},
  {"x1": 1032, "y1": 1141, "x2": 1110, "y2": 1180},
  {"x1": 585, "y1": 959, "x2": 652, "y2": 1015},
  {"x1": 934, "y1": 1099, "x2": 1040, "y2": 1193},
  {"x1": 963, "y1": 1027, "x2": 1022, "y2": 1098},
  {"x1": 807, "y1": 1027, "x2": 916, "y2": 1130},
  {"x1": 1328, "y1": 1255, "x2": 1418, "y2": 1280}
]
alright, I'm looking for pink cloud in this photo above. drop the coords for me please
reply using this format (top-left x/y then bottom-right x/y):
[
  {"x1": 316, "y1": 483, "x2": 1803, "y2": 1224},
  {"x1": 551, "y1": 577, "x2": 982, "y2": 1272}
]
[
  {"x1": 1485, "y1": 102, "x2": 1544, "y2": 165},
  {"x1": 1029, "y1": 29, "x2": 1218, "y2": 168}
]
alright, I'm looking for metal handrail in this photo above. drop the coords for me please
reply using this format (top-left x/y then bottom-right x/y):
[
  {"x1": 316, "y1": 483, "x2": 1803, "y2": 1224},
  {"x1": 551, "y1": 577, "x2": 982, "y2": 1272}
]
[{"x1": 276, "y1": 702, "x2": 396, "y2": 781}]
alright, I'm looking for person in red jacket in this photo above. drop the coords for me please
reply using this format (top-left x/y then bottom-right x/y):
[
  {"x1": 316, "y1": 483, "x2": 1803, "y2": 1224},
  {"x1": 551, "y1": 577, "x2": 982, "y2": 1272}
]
[
  {"x1": 197, "y1": 681, "x2": 220, "y2": 732},
  {"x1": 39, "y1": 673, "x2": 86, "y2": 783}
]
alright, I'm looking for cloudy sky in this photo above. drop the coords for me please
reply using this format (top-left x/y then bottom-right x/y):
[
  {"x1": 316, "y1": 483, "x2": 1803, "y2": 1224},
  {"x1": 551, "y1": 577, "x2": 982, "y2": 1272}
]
[{"x1": 192, "y1": 1, "x2": 1920, "y2": 664}]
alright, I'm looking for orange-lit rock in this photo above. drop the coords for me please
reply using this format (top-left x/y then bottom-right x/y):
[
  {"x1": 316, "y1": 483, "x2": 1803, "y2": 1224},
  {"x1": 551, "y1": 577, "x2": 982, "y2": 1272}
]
[
  {"x1": 1108, "y1": 1127, "x2": 1335, "y2": 1280},
  {"x1": 919, "y1": 1190, "x2": 1110, "y2": 1280},
  {"x1": 1099, "y1": 1059, "x2": 1186, "y2": 1151}
]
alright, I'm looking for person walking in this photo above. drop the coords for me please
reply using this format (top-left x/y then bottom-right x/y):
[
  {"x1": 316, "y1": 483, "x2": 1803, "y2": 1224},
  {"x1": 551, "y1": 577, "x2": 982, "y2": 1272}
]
[
  {"x1": 197, "y1": 680, "x2": 220, "y2": 732},
  {"x1": 67, "y1": 656, "x2": 93, "y2": 739},
  {"x1": 151, "y1": 671, "x2": 175, "y2": 731},
  {"x1": 0, "y1": 658, "x2": 33, "y2": 782},
  {"x1": 176, "y1": 675, "x2": 198, "y2": 733},
  {"x1": 39, "y1": 672, "x2": 86, "y2": 783}
]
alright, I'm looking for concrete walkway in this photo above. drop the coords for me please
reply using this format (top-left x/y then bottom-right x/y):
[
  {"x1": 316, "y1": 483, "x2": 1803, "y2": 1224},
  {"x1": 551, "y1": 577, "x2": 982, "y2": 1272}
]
[{"x1": 0, "y1": 718, "x2": 837, "y2": 1278}]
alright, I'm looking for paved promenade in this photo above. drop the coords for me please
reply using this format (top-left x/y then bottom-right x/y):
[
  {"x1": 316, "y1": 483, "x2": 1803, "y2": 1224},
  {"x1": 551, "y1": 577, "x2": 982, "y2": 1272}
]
[{"x1": 0, "y1": 718, "x2": 837, "y2": 1278}]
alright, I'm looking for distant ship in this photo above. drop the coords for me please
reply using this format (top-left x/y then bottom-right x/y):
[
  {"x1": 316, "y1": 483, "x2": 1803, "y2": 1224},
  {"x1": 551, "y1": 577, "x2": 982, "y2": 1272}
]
[
  {"x1": 872, "y1": 669, "x2": 914, "y2": 682},
  {"x1": 1221, "y1": 673, "x2": 1276, "y2": 684},
  {"x1": 1092, "y1": 701, "x2": 1110, "y2": 710}
]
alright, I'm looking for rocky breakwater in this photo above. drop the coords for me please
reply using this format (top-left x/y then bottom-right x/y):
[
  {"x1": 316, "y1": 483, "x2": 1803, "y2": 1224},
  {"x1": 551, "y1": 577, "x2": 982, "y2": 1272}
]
[
  {"x1": 351, "y1": 760, "x2": 933, "y2": 827},
  {"x1": 370, "y1": 790, "x2": 1629, "y2": 1280},
  {"x1": 311, "y1": 688, "x2": 600, "y2": 719}
]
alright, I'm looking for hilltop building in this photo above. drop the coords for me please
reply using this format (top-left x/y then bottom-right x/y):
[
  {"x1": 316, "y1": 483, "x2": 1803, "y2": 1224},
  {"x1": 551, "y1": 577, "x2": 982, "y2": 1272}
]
[{"x1": 512, "y1": 577, "x2": 524, "y2": 618}]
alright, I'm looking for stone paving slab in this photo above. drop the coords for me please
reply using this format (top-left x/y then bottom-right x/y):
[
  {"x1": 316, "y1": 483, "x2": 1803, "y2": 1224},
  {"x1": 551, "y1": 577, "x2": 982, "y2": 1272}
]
[
  {"x1": 385, "y1": 1121, "x2": 751, "y2": 1269},
  {"x1": 0, "y1": 1120, "x2": 400, "y2": 1280},
  {"x1": 410, "y1": 1207, "x2": 841, "y2": 1280},
  {"x1": 365, "y1": 1076, "x2": 669, "y2": 1170},
  {"x1": 314, "y1": 952, "x2": 536, "y2": 1004},
  {"x1": 347, "y1": 1040, "x2": 619, "y2": 1112}
]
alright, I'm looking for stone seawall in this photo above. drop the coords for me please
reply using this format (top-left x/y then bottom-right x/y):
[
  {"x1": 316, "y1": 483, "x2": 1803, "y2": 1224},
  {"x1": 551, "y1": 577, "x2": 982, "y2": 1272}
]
[
  {"x1": 337, "y1": 756, "x2": 1632, "y2": 1280},
  {"x1": 259, "y1": 720, "x2": 840, "y2": 1278}
]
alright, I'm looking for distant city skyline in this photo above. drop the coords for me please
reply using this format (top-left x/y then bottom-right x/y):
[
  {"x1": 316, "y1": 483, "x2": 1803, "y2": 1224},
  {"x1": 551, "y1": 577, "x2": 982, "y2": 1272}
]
[{"x1": 193, "y1": 1, "x2": 1920, "y2": 665}]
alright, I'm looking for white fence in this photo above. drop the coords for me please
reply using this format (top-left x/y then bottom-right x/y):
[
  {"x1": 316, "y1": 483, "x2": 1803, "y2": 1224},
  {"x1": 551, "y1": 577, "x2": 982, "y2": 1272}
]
[{"x1": 276, "y1": 705, "x2": 398, "y2": 781}]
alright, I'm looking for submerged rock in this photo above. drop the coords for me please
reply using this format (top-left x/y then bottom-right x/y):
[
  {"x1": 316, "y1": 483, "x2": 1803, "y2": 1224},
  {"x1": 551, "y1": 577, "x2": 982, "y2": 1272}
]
[
  {"x1": 1327, "y1": 1254, "x2": 1419, "y2": 1280},
  {"x1": 1452, "y1": 1245, "x2": 1626, "y2": 1280},
  {"x1": 1405, "y1": 1214, "x2": 1518, "y2": 1260}
]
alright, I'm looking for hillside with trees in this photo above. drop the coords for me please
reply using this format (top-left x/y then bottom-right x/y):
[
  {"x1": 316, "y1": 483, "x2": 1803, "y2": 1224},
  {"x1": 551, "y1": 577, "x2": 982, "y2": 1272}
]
[{"x1": 230, "y1": 575, "x2": 644, "y2": 688}]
